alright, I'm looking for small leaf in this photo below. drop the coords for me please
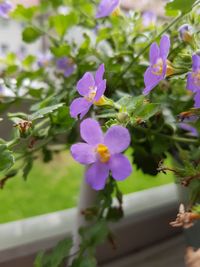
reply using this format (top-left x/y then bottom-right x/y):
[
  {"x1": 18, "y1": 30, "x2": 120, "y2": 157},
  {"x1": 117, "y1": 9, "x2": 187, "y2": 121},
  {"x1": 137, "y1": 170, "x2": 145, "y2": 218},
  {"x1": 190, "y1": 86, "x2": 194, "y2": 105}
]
[
  {"x1": 29, "y1": 103, "x2": 64, "y2": 121},
  {"x1": 49, "y1": 13, "x2": 79, "y2": 37},
  {"x1": 165, "y1": 0, "x2": 196, "y2": 16},
  {"x1": 50, "y1": 44, "x2": 71, "y2": 57},
  {"x1": 22, "y1": 27, "x2": 42, "y2": 43},
  {"x1": 0, "y1": 145, "x2": 15, "y2": 172}
]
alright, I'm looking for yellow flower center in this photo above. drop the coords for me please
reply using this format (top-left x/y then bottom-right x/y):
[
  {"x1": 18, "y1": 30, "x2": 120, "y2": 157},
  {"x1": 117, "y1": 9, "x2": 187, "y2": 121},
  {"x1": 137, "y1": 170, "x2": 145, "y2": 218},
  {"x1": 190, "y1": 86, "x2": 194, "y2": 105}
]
[
  {"x1": 96, "y1": 144, "x2": 111, "y2": 163},
  {"x1": 192, "y1": 71, "x2": 200, "y2": 86},
  {"x1": 112, "y1": 6, "x2": 121, "y2": 17},
  {"x1": 182, "y1": 32, "x2": 193, "y2": 43},
  {"x1": 151, "y1": 59, "x2": 173, "y2": 77}
]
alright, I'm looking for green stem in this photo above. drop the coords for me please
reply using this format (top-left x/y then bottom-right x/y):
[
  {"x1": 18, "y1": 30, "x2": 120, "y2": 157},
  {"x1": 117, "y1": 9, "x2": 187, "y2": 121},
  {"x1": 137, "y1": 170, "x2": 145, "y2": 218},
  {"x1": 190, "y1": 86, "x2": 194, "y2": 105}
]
[{"x1": 135, "y1": 126, "x2": 199, "y2": 144}]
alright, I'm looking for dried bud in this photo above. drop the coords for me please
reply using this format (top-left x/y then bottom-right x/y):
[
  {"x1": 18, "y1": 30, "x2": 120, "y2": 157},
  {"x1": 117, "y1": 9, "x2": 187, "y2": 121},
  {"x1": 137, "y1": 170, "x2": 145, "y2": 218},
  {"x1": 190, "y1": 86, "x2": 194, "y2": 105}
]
[
  {"x1": 14, "y1": 120, "x2": 32, "y2": 138},
  {"x1": 170, "y1": 204, "x2": 200, "y2": 229}
]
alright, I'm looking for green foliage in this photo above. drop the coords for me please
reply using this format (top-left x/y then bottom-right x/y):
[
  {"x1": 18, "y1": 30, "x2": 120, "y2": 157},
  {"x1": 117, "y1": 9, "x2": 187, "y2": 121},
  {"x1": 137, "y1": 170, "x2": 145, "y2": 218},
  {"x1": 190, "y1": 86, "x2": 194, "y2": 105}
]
[
  {"x1": 22, "y1": 27, "x2": 42, "y2": 43},
  {"x1": 0, "y1": 145, "x2": 15, "y2": 172},
  {"x1": 34, "y1": 238, "x2": 73, "y2": 267},
  {"x1": 165, "y1": 0, "x2": 197, "y2": 16}
]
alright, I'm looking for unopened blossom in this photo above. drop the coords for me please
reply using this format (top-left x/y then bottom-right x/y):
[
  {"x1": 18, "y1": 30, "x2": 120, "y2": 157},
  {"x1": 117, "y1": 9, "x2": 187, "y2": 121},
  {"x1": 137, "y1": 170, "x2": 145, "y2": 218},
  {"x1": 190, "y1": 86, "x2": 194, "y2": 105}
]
[
  {"x1": 71, "y1": 118, "x2": 132, "y2": 190},
  {"x1": 70, "y1": 64, "x2": 106, "y2": 119},
  {"x1": 178, "y1": 123, "x2": 198, "y2": 137},
  {"x1": 37, "y1": 53, "x2": 52, "y2": 68},
  {"x1": 56, "y1": 57, "x2": 75, "y2": 78},
  {"x1": 170, "y1": 204, "x2": 200, "y2": 229},
  {"x1": 142, "y1": 11, "x2": 157, "y2": 28},
  {"x1": 143, "y1": 34, "x2": 173, "y2": 95},
  {"x1": 179, "y1": 24, "x2": 193, "y2": 43},
  {"x1": 96, "y1": 0, "x2": 120, "y2": 19},
  {"x1": 187, "y1": 54, "x2": 200, "y2": 108},
  {"x1": 0, "y1": 1, "x2": 12, "y2": 18}
]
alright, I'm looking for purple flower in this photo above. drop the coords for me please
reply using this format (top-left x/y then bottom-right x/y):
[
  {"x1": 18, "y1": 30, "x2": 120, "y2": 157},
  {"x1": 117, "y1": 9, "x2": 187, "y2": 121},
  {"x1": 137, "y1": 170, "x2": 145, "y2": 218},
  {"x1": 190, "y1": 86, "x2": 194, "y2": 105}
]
[
  {"x1": 71, "y1": 118, "x2": 132, "y2": 190},
  {"x1": 56, "y1": 57, "x2": 75, "y2": 77},
  {"x1": 142, "y1": 11, "x2": 157, "y2": 27},
  {"x1": 37, "y1": 53, "x2": 52, "y2": 68},
  {"x1": 70, "y1": 64, "x2": 106, "y2": 119},
  {"x1": 194, "y1": 92, "x2": 200, "y2": 108},
  {"x1": 178, "y1": 123, "x2": 198, "y2": 137},
  {"x1": 143, "y1": 34, "x2": 173, "y2": 95},
  {"x1": 187, "y1": 54, "x2": 200, "y2": 108},
  {"x1": 179, "y1": 24, "x2": 193, "y2": 43},
  {"x1": 0, "y1": 1, "x2": 12, "y2": 18},
  {"x1": 96, "y1": 0, "x2": 120, "y2": 19}
]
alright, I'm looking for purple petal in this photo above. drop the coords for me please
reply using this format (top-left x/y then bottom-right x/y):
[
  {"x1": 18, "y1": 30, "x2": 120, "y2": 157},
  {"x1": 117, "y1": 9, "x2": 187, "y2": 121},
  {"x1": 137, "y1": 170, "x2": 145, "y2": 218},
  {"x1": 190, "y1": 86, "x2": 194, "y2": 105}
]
[
  {"x1": 70, "y1": 97, "x2": 91, "y2": 119},
  {"x1": 187, "y1": 72, "x2": 200, "y2": 93},
  {"x1": 77, "y1": 72, "x2": 95, "y2": 96},
  {"x1": 142, "y1": 11, "x2": 157, "y2": 27},
  {"x1": 96, "y1": 0, "x2": 120, "y2": 19},
  {"x1": 94, "y1": 80, "x2": 106, "y2": 101},
  {"x1": 143, "y1": 67, "x2": 162, "y2": 95},
  {"x1": 71, "y1": 143, "x2": 96, "y2": 164},
  {"x1": 178, "y1": 123, "x2": 198, "y2": 137},
  {"x1": 192, "y1": 54, "x2": 200, "y2": 72},
  {"x1": 109, "y1": 154, "x2": 132, "y2": 181},
  {"x1": 80, "y1": 118, "x2": 104, "y2": 145},
  {"x1": 85, "y1": 162, "x2": 109, "y2": 190},
  {"x1": 104, "y1": 125, "x2": 130, "y2": 154},
  {"x1": 95, "y1": 63, "x2": 105, "y2": 85},
  {"x1": 149, "y1": 43, "x2": 159, "y2": 65},
  {"x1": 160, "y1": 35, "x2": 170, "y2": 59},
  {"x1": 194, "y1": 92, "x2": 200, "y2": 108},
  {"x1": 64, "y1": 65, "x2": 75, "y2": 77},
  {"x1": 0, "y1": 1, "x2": 12, "y2": 18}
]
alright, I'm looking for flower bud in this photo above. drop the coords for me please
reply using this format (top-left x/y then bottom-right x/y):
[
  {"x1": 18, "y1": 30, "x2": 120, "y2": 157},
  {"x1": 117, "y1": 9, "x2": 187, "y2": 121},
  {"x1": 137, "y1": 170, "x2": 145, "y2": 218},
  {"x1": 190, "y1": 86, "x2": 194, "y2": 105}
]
[
  {"x1": 179, "y1": 24, "x2": 193, "y2": 44},
  {"x1": 14, "y1": 120, "x2": 32, "y2": 138}
]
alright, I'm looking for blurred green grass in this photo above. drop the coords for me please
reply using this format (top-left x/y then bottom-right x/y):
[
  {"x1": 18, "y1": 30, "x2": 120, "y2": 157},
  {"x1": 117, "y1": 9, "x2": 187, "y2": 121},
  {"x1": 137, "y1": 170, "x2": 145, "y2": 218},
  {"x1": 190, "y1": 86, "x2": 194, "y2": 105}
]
[{"x1": 0, "y1": 151, "x2": 174, "y2": 223}]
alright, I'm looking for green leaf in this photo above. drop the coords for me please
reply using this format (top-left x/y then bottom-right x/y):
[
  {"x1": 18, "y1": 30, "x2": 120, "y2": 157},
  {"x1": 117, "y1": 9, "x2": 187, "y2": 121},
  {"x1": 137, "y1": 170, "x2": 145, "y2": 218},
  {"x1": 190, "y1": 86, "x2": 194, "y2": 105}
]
[
  {"x1": 49, "y1": 13, "x2": 79, "y2": 37},
  {"x1": 22, "y1": 55, "x2": 36, "y2": 68},
  {"x1": 50, "y1": 44, "x2": 71, "y2": 57},
  {"x1": 79, "y1": 220, "x2": 109, "y2": 248},
  {"x1": 22, "y1": 27, "x2": 42, "y2": 43},
  {"x1": 0, "y1": 145, "x2": 15, "y2": 172},
  {"x1": 23, "y1": 157, "x2": 33, "y2": 180},
  {"x1": 165, "y1": 0, "x2": 196, "y2": 16},
  {"x1": 11, "y1": 5, "x2": 38, "y2": 21},
  {"x1": 29, "y1": 103, "x2": 64, "y2": 121},
  {"x1": 34, "y1": 238, "x2": 72, "y2": 267}
]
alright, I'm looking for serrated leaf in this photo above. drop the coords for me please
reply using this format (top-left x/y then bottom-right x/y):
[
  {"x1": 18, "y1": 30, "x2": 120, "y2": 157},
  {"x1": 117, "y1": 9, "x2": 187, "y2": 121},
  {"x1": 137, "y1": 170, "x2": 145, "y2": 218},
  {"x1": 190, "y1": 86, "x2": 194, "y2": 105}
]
[
  {"x1": 22, "y1": 27, "x2": 42, "y2": 43},
  {"x1": 0, "y1": 145, "x2": 15, "y2": 172},
  {"x1": 29, "y1": 103, "x2": 64, "y2": 121}
]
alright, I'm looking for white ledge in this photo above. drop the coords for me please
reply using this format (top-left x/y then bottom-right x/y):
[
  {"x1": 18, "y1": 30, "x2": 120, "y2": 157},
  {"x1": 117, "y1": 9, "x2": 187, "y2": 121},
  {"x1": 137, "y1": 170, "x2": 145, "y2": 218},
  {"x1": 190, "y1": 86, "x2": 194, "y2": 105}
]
[{"x1": 0, "y1": 184, "x2": 179, "y2": 264}]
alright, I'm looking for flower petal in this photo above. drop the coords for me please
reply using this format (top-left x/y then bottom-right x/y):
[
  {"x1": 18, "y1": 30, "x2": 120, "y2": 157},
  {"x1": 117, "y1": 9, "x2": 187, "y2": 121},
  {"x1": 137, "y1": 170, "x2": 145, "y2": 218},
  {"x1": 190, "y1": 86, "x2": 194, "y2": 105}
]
[
  {"x1": 160, "y1": 34, "x2": 170, "y2": 59},
  {"x1": 187, "y1": 72, "x2": 200, "y2": 93},
  {"x1": 94, "y1": 80, "x2": 106, "y2": 101},
  {"x1": 77, "y1": 72, "x2": 95, "y2": 96},
  {"x1": 143, "y1": 67, "x2": 162, "y2": 95},
  {"x1": 85, "y1": 162, "x2": 109, "y2": 190},
  {"x1": 96, "y1": 0, "x2": 119, "y2": 19},
  {"x1": 71, "y1": 143, "x2": 96, "y2": 164},
  {"x1": 109, "y1": 154, "x2": 132, "y2": 181},
  {"x1": 149, "y1": 43, "x2": 159, "y2": 65},
  {"x1": 95, "y1": 63, "x2": 105, "y2": 85},
  {"x1": 70, "y1": 97, "x2": 91, "y2": 119},
  {"x1": 192, "y1": 54, "x2": 200, "y2": 72},
  {"x1": 80, "y1": 118, "x2": 104, "y2": 145},
  {"x1": 194, "y1": 92, "x2": 200, "y2": 108},
  {"x1": 104, "y1": 125, "x2": 130, "y2": 154}
]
